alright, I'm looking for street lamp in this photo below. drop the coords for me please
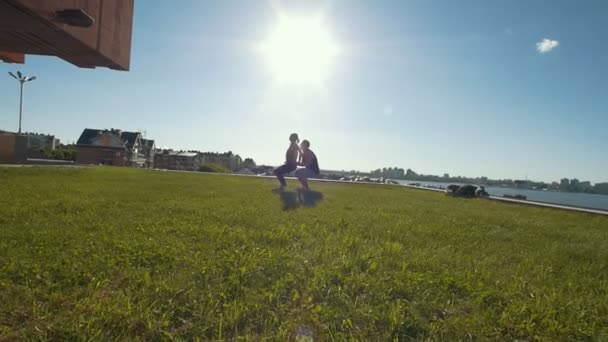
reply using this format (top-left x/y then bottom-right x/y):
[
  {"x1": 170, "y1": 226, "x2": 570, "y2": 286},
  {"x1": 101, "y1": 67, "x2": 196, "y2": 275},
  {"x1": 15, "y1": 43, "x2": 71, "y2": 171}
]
[{"x1": 8, "y1": 71, "x2": 37, "y2": 134}]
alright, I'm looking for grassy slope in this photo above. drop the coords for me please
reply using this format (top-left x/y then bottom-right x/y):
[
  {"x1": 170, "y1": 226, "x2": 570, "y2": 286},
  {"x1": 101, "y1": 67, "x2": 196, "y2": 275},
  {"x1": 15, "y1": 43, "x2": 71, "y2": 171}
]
[{"x1": 0, "y1": 167, "x2": 606, "y2": 340}]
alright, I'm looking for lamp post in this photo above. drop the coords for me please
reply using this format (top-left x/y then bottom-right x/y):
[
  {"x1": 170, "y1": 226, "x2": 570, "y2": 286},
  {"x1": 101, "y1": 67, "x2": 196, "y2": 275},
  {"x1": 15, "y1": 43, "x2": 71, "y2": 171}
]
[{"x1": 8, "y1": 71, "x2": 36, "y2": 134}]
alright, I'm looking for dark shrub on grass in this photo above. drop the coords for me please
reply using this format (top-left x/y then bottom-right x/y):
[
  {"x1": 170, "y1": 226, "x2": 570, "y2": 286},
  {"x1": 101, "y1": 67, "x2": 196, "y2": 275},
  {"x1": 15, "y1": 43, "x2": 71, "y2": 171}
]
[
  {"x1": 199, "y1": 163, "x2": 231, "y2": 173},
  {"x1": 35, "y1": 147, "x2": 76, "y2": 161}
]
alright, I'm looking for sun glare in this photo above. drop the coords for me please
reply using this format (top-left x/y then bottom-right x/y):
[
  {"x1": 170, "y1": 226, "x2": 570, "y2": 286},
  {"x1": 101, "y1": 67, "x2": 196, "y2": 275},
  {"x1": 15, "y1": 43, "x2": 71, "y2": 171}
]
[{"x1": 261, "y1": 15, "x2": 338, "y2": 85}]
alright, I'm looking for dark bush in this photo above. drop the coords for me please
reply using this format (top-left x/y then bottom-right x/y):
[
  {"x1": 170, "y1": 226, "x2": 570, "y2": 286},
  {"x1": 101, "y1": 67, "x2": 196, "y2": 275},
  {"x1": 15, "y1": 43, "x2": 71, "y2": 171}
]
[{"x1": 199, "y1": 163, "x2": 231, "y2": 173}]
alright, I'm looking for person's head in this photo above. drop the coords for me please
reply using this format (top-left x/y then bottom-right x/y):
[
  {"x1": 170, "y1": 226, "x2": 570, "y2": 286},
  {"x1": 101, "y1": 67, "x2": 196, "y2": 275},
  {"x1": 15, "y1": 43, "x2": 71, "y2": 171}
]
[
  {"x1": 289, "y1": 133, "x2": 299, "y2": 143},
  {"x1": 300, "y1": 140, "x2": 310, "y2": 151}
]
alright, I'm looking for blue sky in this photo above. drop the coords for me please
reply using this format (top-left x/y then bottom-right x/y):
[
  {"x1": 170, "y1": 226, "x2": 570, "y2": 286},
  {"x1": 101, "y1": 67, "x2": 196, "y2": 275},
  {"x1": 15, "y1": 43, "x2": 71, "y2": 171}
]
[{"x1": 1, "y1": 0, "x2": 607, "y2": 183}]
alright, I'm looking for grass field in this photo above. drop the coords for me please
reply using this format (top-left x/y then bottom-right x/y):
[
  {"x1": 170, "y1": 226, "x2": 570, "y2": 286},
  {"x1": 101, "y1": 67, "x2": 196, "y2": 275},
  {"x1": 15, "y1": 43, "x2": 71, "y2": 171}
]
[{"x1": 1, "y1": 167, "x2": 607, "y2": 340}]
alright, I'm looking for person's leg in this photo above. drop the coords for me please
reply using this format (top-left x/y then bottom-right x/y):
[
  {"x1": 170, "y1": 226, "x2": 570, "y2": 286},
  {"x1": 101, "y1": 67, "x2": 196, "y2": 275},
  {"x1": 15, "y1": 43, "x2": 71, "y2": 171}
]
[
  {"x1": 296, "y1": 168, "x2": 312, "y2": 190},
  {"x1": 274, "y1": 164, "x2": 288, "y2": 187},
  {"x1": 300, "y1": 178, "x2": 309, "y2": 190},
  {"x1": 295, "y1": 168, "x2": 305, "y2": 189},
  {"x1": 275, "y1": 163, "x2": 297, "y2": 188}
]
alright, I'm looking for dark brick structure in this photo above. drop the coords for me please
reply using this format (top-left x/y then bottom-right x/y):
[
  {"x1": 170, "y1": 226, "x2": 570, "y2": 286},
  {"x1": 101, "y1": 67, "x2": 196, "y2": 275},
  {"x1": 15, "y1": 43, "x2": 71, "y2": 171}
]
[
  {"x1": 0, "y1": 132, "x2": 28, "y2": 164},
  {"x1": 0, "y1": 133, "x2": 16, "y2": 164},
  {"x1": 76, "y1": 145, "x2": 127, "y2": 166}
]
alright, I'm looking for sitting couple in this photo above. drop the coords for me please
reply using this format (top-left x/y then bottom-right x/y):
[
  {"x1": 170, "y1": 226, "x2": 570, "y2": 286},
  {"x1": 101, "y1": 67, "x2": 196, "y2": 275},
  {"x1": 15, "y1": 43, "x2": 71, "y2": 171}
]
[{"x1": 274, "y1": 133, "x2": 320, "y2": 191}]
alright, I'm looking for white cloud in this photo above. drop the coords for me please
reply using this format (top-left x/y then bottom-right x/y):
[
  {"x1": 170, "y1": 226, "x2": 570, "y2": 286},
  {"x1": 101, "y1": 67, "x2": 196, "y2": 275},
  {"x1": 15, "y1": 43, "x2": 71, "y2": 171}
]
[{"x1": 536, "y1": 38, "x2": 559, "y2": 53}]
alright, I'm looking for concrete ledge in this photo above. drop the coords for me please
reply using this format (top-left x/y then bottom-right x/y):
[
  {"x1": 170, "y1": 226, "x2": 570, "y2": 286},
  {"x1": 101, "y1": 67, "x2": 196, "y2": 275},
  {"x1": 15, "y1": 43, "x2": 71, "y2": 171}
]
[
  {"x1": 26, "y1": 158, "x2": 75, "y2": 166},
  {"x1": 396, "y1": 183, "x2": 608, "y2": 216}
]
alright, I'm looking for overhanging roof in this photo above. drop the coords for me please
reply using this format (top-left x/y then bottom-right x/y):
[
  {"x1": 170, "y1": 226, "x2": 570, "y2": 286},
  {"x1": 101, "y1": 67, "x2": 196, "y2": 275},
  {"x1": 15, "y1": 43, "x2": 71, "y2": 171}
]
[{"x1": 0, "y1": 0, "x2": 134, "y2": 71}]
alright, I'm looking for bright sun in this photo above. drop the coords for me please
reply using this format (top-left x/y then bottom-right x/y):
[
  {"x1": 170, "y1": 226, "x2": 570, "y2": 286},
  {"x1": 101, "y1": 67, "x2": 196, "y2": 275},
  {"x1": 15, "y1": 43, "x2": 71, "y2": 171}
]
[{"x1": 261, "y1": 15, "x2": 338, "y2": 85}]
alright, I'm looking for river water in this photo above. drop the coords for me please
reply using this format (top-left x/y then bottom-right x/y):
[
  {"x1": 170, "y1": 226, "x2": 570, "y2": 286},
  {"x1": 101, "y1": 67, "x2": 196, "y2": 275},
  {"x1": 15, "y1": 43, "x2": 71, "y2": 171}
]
[{"x1": 396, "y1": 180, "x2": 608, "y2": 212}]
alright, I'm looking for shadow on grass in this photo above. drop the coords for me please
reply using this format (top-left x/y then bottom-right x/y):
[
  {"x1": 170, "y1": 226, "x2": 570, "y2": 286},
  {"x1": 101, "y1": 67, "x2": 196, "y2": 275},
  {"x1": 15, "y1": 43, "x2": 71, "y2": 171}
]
[{"x1": 277, "y1": 190, "x2": 324, "y2": 211}]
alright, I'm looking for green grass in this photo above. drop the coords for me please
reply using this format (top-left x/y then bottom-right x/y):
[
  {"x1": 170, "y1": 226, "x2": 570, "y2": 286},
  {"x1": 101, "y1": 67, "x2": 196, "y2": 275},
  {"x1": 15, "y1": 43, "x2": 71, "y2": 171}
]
[{"x1": 0, "y1": 167, "x2": 607, "y2": 340}]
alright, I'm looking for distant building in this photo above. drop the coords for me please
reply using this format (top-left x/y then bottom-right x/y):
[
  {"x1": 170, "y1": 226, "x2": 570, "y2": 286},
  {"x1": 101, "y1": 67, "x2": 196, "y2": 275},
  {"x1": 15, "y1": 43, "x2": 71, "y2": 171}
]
[
  {"x1": 579, "y1": 181, "x2": 592, "y2": 192},
  {"x1": 76, "y1": 128, "x2": 146, "y2": 167},
  {"x1": 560, "y1": 178, "x2": 570, "y2": 191},
  {"x1": 514, "y1": 180, "x2": 531, "y2": 189},
  {"x1": 23, "y1": 132, "x2": 59, "y2": 150},
  {"x1": 153, "y1": 150, "x2": 201, "y2": 171},
  {"x1": 371, "y1": 167, "x2": 405, "y2": 179},
  {"x1": 141, "y1": 139, "x2": 156, "y2": 168},
  {"x1": 595, "y1": 183, "x2": 608, "y2": 195},
  {"x1": 200, "y1": 151, "x2": 242, "y2": 171},
  {"x1": 549, "y1": 182, "x2": 560, "y2": 191},
  {"x1": 570, "y1": 178, "x2": 581, "y2": 191}
]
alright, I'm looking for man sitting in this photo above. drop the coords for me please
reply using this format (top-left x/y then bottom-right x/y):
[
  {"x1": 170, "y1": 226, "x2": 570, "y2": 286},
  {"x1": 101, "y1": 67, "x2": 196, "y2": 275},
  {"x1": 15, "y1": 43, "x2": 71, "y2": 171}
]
[{"x1": 295, "y1": 140, "x2": 320, "y2": 191}]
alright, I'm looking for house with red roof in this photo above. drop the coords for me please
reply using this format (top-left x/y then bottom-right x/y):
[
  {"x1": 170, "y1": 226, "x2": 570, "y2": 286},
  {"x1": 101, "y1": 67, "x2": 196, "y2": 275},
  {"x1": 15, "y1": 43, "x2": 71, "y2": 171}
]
[{"x1": 76, "y1": 128, "x2": 148, "y2": 167}]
